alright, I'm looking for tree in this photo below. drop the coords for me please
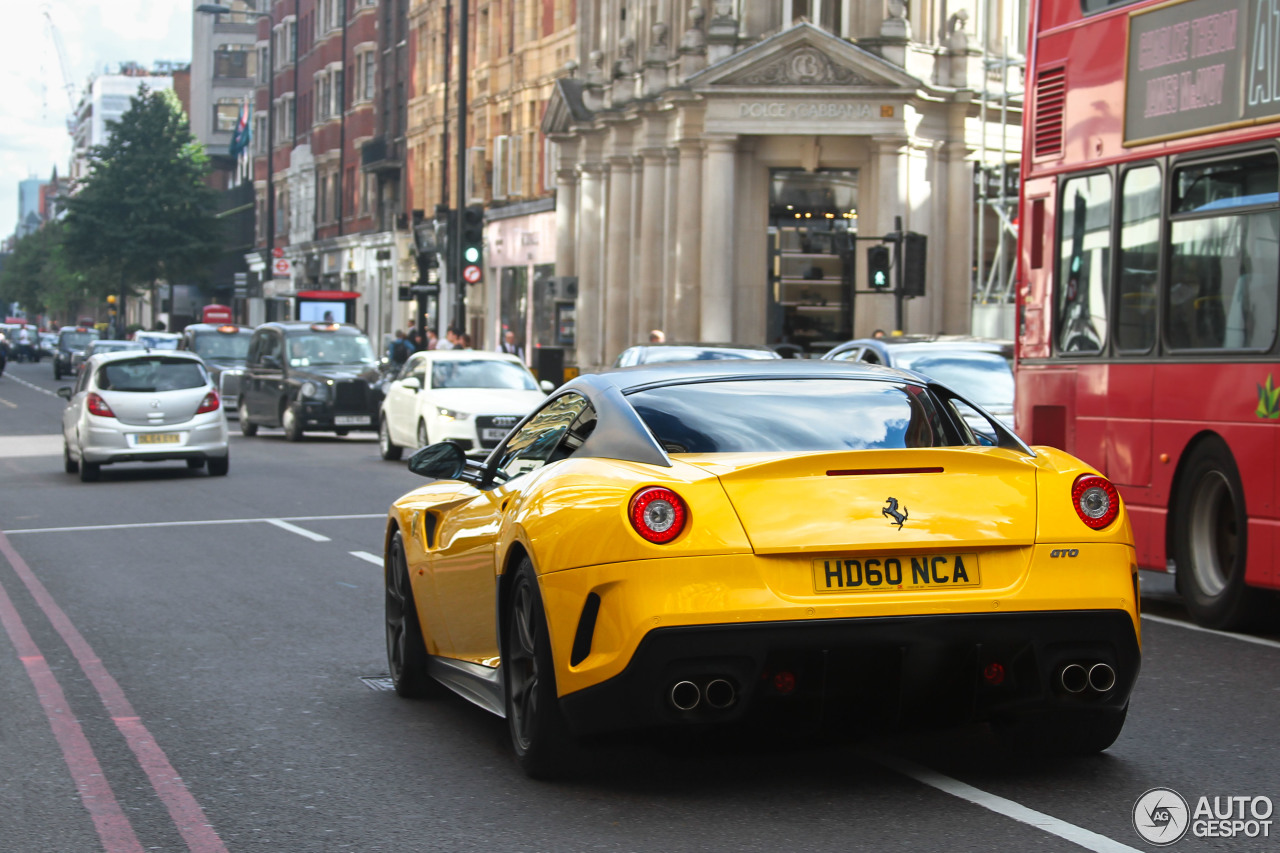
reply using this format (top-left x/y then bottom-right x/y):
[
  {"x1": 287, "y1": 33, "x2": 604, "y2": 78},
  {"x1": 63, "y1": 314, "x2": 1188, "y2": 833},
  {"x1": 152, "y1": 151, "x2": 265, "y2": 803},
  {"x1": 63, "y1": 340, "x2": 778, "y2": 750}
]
[
  {"x1": 62, "y1": 86, "x2": 222, "y2": 325},
  {"x1": 0, "y1": 221, "x2": 87, "y2": 317}
]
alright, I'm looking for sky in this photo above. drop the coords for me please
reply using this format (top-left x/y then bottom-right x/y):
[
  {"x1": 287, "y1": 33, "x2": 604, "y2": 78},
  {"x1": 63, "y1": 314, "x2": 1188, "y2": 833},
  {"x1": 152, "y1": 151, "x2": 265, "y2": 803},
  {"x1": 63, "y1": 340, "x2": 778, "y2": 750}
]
[{"x1": 0, "y1": 0, "x2": 191, "y2": 242}]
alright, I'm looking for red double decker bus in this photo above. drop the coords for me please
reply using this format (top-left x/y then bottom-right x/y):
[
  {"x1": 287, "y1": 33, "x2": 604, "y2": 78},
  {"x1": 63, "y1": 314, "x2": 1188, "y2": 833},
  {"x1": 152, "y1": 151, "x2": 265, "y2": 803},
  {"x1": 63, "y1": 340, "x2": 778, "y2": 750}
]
[{"x1": 1016, "y1": 0, "x2": 1279, "y2": 629}]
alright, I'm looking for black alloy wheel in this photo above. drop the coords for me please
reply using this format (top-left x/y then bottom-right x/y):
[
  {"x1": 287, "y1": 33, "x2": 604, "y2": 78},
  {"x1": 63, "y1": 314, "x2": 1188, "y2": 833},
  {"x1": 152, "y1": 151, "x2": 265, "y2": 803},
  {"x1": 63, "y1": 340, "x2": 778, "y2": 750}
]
[
  {"x1": 379, "y1": 417, "x2": 403, "y2": 461},
  {"x1": 282, "y1": 402, "x2": 305, "y2": 442},
  {"x1": 385, "y1": 532, "x2": 441, "y2": 698},
  {"x1": 1173, "y1": 438, "x2": 1270, "y2": 629},
  {"x1": 503, "y1": 557, "x2": 578, "y2": 779}
]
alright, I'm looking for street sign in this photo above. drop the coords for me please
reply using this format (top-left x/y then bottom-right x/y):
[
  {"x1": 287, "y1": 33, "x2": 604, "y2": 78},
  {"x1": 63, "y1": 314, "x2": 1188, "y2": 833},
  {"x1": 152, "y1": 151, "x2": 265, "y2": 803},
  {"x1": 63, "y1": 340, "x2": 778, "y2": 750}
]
[
  {"x1": 273, "y1": 258, "x2": 292, "y2": 277},
  {"x1": 462, "y1": 264, "x2": 482, "y2": 284},
  {"x1": 272, "y1": 247, "x2": 285, "y2": 259}
]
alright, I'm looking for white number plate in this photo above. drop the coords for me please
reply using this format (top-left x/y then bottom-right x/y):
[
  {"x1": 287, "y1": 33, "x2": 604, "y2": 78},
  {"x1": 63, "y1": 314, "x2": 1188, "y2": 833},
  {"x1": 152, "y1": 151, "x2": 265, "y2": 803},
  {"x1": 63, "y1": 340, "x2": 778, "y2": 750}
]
[
  {"x1": 334, "y1": 415, "x2": 370, "y2": 426},
  {"x1": 480, "y1": 428, "x2": 510, "y2": 442}
]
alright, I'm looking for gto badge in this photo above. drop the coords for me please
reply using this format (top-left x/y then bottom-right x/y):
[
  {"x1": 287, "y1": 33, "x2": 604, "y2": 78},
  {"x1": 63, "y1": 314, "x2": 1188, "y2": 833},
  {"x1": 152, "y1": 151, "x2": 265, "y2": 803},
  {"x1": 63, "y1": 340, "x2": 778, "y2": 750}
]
[{"x1": 882, "y1": 497, "x2": 908, "y2": 529}]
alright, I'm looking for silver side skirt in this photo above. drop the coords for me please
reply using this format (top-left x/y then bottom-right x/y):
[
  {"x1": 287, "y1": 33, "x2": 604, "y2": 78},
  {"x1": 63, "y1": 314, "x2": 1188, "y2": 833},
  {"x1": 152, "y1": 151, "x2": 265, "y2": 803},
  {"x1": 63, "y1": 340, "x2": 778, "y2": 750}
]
[{"x1": 426, "y1": 656, "x2": 506, "y2": 718}]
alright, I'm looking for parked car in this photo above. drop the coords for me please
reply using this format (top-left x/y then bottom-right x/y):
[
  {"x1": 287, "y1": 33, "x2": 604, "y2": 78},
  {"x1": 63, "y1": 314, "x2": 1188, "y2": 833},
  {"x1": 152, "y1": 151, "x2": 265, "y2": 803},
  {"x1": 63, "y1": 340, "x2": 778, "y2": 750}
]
[
  {"x1": 53, "y1": 326, "x2": 101, "y2": 380},
  {"x1": 821, "y1": 336, "x2": 1015, "y2": 430},
  {"x1": 180, "y1": 323, "x2": 254, "y2": 417},
  {"x1": 238, "y1": 321, "x2": 382, "y2": 440},
  {"x1": 383, "y1": 360, "x2": 1138, "y2": 778},
  {"x1": 613, "y1": 342, "x2": 783, "y2": 367},
  {"x1": 58, "y1": 350, "x2": 229, "y2": 481},
  {"x1": 378, "y1": 349, "x2": 550, "y2": 460}
]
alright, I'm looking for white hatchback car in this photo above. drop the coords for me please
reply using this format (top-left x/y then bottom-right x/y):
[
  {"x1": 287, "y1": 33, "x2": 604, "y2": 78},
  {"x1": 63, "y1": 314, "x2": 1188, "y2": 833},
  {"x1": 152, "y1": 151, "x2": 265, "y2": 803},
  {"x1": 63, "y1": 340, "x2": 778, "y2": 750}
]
[
  {"x1": 59, "y1": 350, "x2": 230, "y2": 481},
  {"x1": 378, "y1": 350, "x2": 550, "y2": 460}
]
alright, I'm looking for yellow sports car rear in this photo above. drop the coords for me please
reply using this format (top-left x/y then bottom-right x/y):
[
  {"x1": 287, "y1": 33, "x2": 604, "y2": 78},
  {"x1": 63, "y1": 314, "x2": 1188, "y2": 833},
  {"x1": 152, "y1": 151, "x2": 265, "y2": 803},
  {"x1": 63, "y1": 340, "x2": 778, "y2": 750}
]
[{"x1": 382, "y1": 362, "x2": 1139, "y2": 778}]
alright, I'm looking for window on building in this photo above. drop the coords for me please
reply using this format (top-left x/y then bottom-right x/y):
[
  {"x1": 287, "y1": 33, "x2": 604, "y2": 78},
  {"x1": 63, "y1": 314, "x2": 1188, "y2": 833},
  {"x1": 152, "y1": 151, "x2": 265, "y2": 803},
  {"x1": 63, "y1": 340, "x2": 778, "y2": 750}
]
[
  {"x1": 357, "y1": 50, "x2": 377, "y2": 102},
  {"x1": 317, "y1": 73, "x2": 331, "y2": 121},
  {"x1": 1056, "y1": 173, "x2": 1112, "y2": 354},
  {"x1": 214, "y1": 44, "x2": 254, "y2": 79},
  {"x1": 331, "y1": 66, "x2": 344, "y2": 118},
  {"x1": 256, "y1": 44, "x2": 269, "y2": 83},
  {"x1": 215, "y1": 98, "x2": 242, "y2": 133},
  {"x1": 254, "y1": 113, "x2": 268, "y2": 154},
  {"x1": 319, "y1": 174, "x2": 329, "y2": 223}
]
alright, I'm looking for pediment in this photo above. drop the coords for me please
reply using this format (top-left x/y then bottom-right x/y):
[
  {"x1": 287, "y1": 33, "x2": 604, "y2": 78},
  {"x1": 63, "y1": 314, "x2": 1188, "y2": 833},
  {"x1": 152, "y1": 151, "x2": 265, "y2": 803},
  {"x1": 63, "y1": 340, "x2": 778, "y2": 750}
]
[
  {"x1": 542, "y1": 78, "x2": 594, "y2": 135},
  {"x1": 689, "y1": 22, "x2": 921, "y2": 91}
]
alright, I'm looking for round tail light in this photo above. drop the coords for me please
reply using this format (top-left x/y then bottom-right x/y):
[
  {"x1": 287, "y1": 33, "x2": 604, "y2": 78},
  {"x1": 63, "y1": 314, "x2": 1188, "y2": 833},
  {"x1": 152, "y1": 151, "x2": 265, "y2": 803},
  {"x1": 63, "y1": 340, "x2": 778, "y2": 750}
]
[
  {"x1": 86, "y1": 393, "x2": 115, "y2": 418},
  {"x1": 196, "y1": 391, "x2": 221, "y2": 414},
  {"x1": 1072, "y1": 474, "x2": 1120, "y2": 529},
  {"x1": 628, "y1": 487, "x2": 689, "y2": 544}
]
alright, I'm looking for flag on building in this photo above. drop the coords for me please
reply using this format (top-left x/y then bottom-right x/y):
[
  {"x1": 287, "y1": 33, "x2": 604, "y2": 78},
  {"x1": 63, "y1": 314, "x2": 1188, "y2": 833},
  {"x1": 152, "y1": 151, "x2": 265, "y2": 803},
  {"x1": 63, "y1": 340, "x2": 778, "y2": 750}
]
[{"x1": 228, "y1": 100, "x2": 252, "y2": 158}]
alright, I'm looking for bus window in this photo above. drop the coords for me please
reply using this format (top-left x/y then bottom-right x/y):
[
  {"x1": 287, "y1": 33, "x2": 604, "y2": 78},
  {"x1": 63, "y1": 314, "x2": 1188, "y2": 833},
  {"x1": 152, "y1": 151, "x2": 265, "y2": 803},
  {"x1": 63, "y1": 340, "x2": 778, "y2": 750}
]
[
  {"x1": 1168, "y1": 155, "x2": 1279, "y2": 351},
  {"x1": 1116, "y1": 165, "x2": 1161, "y2": 352},
  {"x1": 1057, "y1": 174, "x2": 1112, "y2": 354}
]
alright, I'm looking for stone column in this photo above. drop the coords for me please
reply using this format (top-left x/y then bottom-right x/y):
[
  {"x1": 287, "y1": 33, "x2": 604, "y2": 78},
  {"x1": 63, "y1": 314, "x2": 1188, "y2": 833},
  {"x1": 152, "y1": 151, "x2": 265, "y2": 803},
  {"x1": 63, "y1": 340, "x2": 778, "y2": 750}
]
[
  {"x1": 634, "y1": 147, "x2": 667, "y2": 342},
  {"x1": 943, "y1": 139, "x2": 974, "y2": 333},
  {"x1": 672, "y1": 138, "x2": 703, "y2": 341},
  {"x1": 872, "y1": 135, "x2": 910, "y2": 334},
  {"x1": 662, "y1": 147, "x2": 680, "y2": 334},
  {"x1": 699, "y1": 135, "x2": 737, "y2": 341},
  {"x1": 575, "y1": 162, "x2": 606, "y2": 370},
  {"x1": 553, "y1": 146, "x2": 579, "y2": 279},
  {"x1": 604, "y1": 154, "x2": 634, "y2": 362}
]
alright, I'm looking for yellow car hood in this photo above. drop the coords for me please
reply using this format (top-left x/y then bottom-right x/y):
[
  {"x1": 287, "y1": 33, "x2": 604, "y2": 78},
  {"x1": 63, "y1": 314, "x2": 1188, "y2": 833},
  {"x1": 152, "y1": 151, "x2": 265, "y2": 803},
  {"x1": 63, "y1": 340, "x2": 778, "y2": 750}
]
[{"x1": 677, "y1": 448, "x2": 1038, "y2": 554}]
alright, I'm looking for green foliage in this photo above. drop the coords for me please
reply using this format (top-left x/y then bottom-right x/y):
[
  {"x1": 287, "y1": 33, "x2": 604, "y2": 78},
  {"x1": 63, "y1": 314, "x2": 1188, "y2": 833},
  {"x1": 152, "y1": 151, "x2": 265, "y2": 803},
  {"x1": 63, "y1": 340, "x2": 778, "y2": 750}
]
[
  {"x1": 0, "y1": 221, "x2": 86, "y2": 315},
  {"x1": 62, "y1": 86, "x2": 222, "y2": 298},
  {"x1": 1257, "y1": 374, "x2": 1280, "y2": 419}
]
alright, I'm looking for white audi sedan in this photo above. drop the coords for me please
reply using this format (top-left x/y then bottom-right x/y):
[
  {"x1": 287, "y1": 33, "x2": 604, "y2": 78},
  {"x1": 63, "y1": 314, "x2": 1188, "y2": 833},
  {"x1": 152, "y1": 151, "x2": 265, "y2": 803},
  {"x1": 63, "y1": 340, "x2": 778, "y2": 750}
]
[
  {"x1": 377, "y1": 350, "x2": 550, "y2": 460},
  {"x1": 59, "y1": 350, "x2": 230, "y2": 481}
]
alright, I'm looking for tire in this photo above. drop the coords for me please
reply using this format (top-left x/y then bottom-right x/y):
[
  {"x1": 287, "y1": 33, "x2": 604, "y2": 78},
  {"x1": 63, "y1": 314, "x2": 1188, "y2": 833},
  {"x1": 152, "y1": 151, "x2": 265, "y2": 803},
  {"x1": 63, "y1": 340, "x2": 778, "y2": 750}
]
[
  {"x1": 207, "y1": 456, "x2": 229, "y2": 476},
  {"x1": 282, "y1": 403, "x2": 304, "y2": 442},
  {"x1": 187, "y1": 458, "x2": 206, "y2": 470},
  {"x1": 379, "y1": 417, "x2": 403, "y2": 461},
  {"x1": 79, "y1": 461, "x2": 100, "y2": 482},
  {"x1": 54, "y1": 363, "x2": 62, "y2": 380},
  {"x1": 63, "y1": 443, "x2": 79, "y2": 474},
  {"x1": 417, "y1": 419, "x2": 429, "y2": 449},
  {"x1": 1173, "y1": 438, "x2": 1270, "y2": 629},
  {"x1": 335, "y1": 429, "x2": 349, "y2": 437},
  {"x1": 503, "y1": 557, "x2": 579, "y2": 779},
  {"x1": 239, "y1": 402, "x2": 258, "y2": 437},
  {"x1": 998, "y1": 706, "x2": 1128, "y2": 756},
  {"x1": 385, "y1": 532, "x2": 443, "y2": 698}
]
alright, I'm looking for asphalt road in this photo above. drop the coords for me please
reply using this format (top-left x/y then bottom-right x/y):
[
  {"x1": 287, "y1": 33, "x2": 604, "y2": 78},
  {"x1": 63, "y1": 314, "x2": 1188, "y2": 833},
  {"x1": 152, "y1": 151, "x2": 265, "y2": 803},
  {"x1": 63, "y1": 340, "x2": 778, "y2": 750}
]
[{"x1": 2, "y1": 358, "x2": 1278, "y2": 853}]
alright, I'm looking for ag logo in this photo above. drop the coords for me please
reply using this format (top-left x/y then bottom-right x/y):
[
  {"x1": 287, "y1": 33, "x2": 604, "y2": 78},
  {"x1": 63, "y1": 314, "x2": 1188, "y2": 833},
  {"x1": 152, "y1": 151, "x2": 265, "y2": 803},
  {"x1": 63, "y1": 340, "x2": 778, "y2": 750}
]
[{"x1": 1133, "y1": 787, "x2": 1190, "y2": 846}]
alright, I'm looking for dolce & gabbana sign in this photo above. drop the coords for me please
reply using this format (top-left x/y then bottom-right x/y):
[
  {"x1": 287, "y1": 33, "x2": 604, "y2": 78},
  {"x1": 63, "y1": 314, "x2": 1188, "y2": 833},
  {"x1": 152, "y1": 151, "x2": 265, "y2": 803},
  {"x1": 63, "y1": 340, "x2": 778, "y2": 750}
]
[{"x1": 737, "y1": 101, "x2": 876, "y2": 120}]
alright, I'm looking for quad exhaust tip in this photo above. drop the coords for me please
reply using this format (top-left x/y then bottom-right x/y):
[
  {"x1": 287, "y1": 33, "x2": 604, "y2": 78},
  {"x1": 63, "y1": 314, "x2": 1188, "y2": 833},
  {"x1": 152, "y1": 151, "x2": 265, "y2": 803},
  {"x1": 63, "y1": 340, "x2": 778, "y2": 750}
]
[
  {"x1": 669, "y1": 680, "x2": 700, "y2": 711},
  {"x1": 1088, "y1": 662, "x2": 1116, "y2": 693},
  {"x1": 704, "y1": 678, "x2": 736, "y2": 710},
  {"x1": 1058, "y1": 663, "x2": 1088, "y2": 694}
]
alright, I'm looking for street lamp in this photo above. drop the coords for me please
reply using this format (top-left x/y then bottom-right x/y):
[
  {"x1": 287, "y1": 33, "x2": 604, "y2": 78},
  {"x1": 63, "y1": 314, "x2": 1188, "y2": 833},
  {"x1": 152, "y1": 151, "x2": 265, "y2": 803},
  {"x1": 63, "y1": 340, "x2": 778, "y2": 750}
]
[{"x1": 197, "y1": 3, "x2": 275, "y2": 282}]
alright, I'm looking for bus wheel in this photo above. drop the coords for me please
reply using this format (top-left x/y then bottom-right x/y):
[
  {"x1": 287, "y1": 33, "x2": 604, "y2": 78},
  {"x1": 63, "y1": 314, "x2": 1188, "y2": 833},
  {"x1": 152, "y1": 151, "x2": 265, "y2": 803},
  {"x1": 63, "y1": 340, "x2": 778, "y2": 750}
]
[{"x1": 1173, "y1": 438, "x2": 1269, "y2": 629}]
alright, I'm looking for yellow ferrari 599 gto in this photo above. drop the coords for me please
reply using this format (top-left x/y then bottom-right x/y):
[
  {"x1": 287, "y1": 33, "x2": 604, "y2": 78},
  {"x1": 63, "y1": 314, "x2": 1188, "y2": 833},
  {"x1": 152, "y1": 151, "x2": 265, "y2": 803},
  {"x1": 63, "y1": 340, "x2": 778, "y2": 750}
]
[{"x1": 382, "y1": 361, "x2": 1140, "y2": 777}]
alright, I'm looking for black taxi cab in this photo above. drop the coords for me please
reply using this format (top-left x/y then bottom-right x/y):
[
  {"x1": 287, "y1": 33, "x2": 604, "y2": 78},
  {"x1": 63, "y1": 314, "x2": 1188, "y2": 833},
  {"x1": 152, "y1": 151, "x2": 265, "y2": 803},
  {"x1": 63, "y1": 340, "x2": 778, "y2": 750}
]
[
  {"x1": 238, "y1": 321, "x2": 382, "y2": 440},
  {"x1": 180, "y1": 323, "x2": 254, "y2": 415}
]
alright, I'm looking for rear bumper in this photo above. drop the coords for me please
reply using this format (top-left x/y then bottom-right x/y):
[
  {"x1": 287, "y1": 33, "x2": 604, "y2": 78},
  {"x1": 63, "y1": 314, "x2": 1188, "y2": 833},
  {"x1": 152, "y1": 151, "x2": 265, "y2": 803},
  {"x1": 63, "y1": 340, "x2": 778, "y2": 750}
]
[
  {"x1": 80, "y1": 418, "x2": 229, "y2": 464},
  {"x1": 558, "y1": 610, "x2": 1140, "y2": 736}
]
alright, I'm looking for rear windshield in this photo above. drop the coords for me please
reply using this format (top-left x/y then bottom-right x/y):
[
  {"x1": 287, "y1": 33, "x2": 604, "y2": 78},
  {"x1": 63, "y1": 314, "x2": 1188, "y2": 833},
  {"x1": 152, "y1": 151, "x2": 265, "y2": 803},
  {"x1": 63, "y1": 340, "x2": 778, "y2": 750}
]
[
  {"x1": 190, "y1": 331, "x2": 252, "y2": 360},
  {"x1": 640, "y1": 347, "x2": 777, "y2": 364},
  {"x1": 628, "y1": 378, "x2": 960, "y2": 453},
  {"x1": 891, "y1": 351, "x2": 1014, "y2": 409},
  {"x1": 97, "y1": 358, "x2": 207, "y2": 392},
  {"x1": 60, "y1": 331, "x2": 99, "y2": 348},
  {"x1": 431, "y1": 359, "x2": 537, "y2": 390}
]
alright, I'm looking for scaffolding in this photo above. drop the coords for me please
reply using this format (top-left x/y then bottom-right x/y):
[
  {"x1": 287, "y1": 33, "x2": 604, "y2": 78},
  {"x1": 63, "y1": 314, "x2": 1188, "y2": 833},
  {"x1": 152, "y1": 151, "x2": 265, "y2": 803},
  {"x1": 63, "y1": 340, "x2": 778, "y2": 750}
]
[{"x1": 972, "y1": 9, "x2": 1026, "y2": 333}]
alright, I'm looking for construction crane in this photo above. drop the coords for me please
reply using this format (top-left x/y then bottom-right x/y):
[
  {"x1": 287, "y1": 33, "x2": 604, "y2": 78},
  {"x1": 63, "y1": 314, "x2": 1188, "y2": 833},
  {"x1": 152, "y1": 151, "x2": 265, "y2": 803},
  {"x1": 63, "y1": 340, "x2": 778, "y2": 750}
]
[{"x1": 42, "y1": 4, "x2": 78, "y2": 134}]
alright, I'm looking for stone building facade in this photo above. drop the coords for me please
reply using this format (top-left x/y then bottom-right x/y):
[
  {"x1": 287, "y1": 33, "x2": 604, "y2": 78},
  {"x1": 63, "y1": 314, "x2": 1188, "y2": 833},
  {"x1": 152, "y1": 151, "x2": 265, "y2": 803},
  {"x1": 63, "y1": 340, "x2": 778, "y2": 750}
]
[{"x1": 543, "y1": 0, "x2": 1025, "y2": 369}]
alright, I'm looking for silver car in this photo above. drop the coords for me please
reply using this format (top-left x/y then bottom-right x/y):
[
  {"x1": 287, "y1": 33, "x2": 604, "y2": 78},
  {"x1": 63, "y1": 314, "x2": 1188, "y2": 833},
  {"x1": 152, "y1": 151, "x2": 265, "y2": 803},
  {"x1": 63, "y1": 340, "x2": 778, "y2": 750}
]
[{"x1": 58, "y1": 350, "x2": 230, "y2": 481}]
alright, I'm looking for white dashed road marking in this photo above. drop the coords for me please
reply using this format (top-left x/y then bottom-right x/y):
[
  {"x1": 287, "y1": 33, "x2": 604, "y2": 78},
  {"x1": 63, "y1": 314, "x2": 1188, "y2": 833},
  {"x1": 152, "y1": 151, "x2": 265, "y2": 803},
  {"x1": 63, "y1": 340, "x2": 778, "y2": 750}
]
[
  {"x1": 3, "y1": 513, "x2": 383, "y2": 535},
  {"x1": 870, "y1": 753, "x2": 1144, "y2": 853},
  {"x1": 3, "y1": 373, "x2": 62, "y2": 398},
  {"x1": 349, "y1": 550, "x2": 383, "y2": 566},
  {"x1": 1142, "y1": 612, "x2": 1280, "y2": 650},
  {"x1": 265, "y1": 518, "x2": 331, "y2": 542}
]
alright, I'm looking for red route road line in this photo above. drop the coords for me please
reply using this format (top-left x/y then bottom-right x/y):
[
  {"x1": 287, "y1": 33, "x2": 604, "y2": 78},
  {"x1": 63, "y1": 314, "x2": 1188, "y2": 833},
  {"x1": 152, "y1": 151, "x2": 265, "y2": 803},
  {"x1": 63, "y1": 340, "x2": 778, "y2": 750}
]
[
  {"x1": 0, "y1": 532, "x2": 229, "y2": 853},
  {"x1": 0, "y1": 581, "x2": 145, "y2": 853}
]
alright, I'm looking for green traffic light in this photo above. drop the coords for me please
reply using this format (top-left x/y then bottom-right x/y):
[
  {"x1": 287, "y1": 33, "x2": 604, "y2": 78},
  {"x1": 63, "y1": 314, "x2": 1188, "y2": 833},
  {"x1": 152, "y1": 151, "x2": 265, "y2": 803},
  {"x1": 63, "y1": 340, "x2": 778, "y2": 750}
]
[{"x1": 464, "y1": 247, "x2": 480, "y2": 263}]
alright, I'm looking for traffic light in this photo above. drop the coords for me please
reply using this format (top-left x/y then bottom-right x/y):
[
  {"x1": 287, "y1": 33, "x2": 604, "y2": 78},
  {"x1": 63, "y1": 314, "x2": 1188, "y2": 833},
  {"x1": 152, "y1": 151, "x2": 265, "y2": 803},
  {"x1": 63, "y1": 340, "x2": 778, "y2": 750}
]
[
  {"x1": 867, "y1": 245, "x2": 891, "y2": 289},
  {"x1": 460, "y1": 205, "x2": 484, "y2": 285},
  {"x1": 902, "y1": 232, "x2": 927, "y2": 298}
]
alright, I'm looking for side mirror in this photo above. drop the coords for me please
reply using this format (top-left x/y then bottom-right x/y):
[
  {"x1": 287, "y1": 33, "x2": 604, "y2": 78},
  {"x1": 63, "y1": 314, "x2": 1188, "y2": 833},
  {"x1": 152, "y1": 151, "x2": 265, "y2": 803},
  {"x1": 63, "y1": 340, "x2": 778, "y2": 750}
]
[
  {"x1": 540, "y1": 380, "x2": 554, "y2": 393},
  {"x1": 261, "y1": 355, "x2": 281, "y2": 369},
  {"x1": 401, "y1": 376, "x2": 422, "y2": 391},
  {"x1": 57, "y1": 387, "x2": 73, "y2": 399},
  {"x1": 408, "y1": 442, "x2": 467, "y2": 480}
]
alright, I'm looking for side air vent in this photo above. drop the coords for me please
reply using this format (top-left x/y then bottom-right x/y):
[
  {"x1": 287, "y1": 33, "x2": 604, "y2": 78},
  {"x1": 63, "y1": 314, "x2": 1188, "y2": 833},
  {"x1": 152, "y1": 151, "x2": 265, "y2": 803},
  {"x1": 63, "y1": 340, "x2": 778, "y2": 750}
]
[{"x1": 1034, "y1": 67, "x2": 1066, "y2": 159}]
